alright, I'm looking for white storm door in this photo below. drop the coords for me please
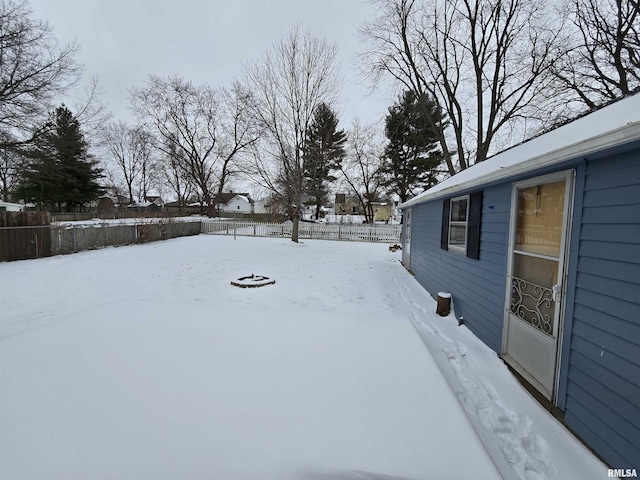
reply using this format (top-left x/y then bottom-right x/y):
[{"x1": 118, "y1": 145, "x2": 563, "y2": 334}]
[{"x1": 503, "y1": 171, "x2": 573, "y2": 401}]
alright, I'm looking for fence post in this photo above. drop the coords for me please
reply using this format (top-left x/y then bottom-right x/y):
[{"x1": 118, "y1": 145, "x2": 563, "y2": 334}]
[{"x1": 338, "y1": 225, "x2": 341, "y2": 241}]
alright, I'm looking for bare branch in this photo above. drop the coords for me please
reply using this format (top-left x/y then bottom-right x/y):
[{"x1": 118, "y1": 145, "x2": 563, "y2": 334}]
[
  {"x1": 552, "y1": 0, "x2": 640, "y2": 108},
  {"x1": 360, "y1": 0, "x2": 567, "y2": 171},
  {"x1": 0, "y1": 0, "x2": 81, "y2": 144},
  {"x1": 130, "y1": 75, "x2": 259, "y2": 212},
  {"x1": 241, "y1": 25, "x2": 340, "y2": 241}
]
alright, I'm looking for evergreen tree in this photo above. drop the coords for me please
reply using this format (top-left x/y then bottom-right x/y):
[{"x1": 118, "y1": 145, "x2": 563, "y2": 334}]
[
  {"x1": 303, "y1": 103, "x2": 347, "y2": 220},
  {"x1": 383, "y1": 90, "x2": 445, "y2": 203},
  {"x1": 17, "y1": 105, "x2": 103, "y2": 210}
]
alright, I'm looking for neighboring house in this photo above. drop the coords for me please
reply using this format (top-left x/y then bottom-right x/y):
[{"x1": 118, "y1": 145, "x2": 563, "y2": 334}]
[
  {"x1": 165, "y1": 201, "x2": 201, "y2": 215},
  {"x1": 0, "y1": 201, "x2": 25, "y2": 212},
  {"x1": 128, "y1": 197, "x2": 163, "y2": 213},
  {"x1": 399, "y1": 93, "x2": 640, "y2": 469},
  {"x1": 371, "y1": 202, "x2": 392, "y2": 223},
  {"x1": 253, "y1": 200, "x2": 268, "y2": 215},
  {"x1": 214, "y1": 193, "x2": 254, "y2": 214},
  {"x1": 334, "y1": 195, "x2": 396, "y2": 222},
  {"x1": 127, "y1": 203, "x2": 160, "y2": 213},
  {"x1": 334, "y1": 194, "x2": 363, "y2": 215},
  {"x1": 145, "y1": 196, "x2": 164, "y2": 208}
]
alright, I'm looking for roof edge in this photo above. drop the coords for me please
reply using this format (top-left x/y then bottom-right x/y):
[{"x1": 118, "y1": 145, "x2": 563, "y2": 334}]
[{"x1": 400, "y1": 119, "x2": 640, "y2": 209}]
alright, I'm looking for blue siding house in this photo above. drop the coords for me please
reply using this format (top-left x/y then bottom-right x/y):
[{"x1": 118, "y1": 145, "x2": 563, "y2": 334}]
[{"x1": 400, "y1": 94, "x2": 640, "y2": 469}]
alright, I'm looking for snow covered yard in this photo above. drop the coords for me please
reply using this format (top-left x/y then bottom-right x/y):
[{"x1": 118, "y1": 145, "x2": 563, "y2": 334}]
[{"x1": 0, "y1": 236, "x2": 607, "y2": 479}]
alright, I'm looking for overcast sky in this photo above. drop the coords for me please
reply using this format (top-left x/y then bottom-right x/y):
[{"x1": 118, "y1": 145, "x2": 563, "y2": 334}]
[{"x1": 28, "y1": 0, "x2": 395, "y2": 129}]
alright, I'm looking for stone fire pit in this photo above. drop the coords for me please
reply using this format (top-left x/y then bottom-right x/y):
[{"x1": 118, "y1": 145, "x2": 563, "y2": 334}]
[{"x1": 231, "y1": 274, "x2": 275, "y2": 288}]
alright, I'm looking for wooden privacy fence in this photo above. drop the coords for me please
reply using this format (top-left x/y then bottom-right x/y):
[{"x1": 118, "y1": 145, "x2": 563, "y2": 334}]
[
  {"x1": 51, "y1": 221, "x2": 202, "y2": 255},
  {"x1": 1, "y1": 218, "x2": 202, "y2": 261},
  {"x1": 201, "y1": 220, "x2": 401, "y2": 243}
]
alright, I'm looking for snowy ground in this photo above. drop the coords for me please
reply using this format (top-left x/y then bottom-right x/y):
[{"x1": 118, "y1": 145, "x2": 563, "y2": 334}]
[{"x1": 0, "y1": 236, "x2": 608, "y2": 479}]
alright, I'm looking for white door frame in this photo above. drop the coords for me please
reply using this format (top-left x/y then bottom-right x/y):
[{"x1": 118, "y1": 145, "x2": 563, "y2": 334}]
[
  {"x1": 402, "y1": 208, "x2": 412, "y2": 269},
  {"x1": 502, "y1": 170, "x2": 575, "y2": 402}
]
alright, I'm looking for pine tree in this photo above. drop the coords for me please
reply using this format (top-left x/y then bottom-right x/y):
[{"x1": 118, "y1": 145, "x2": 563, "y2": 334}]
[
  {"x1": 17, "y1": 105, "x2": 103, "y2": 210},
  {"x1": 383, "y1": 90, "x2": 445, "y2": 203},
  {"x1": 303, "y1": 103, "x2": 347, "y2": 220}
]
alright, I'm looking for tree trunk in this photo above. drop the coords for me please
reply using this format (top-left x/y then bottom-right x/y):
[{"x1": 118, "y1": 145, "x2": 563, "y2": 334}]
[
  {"x1": 366, "y1": 203, "x2": 374, "y2": 224},
  {"x1": 202, "y1": 191, "x2": 211, "y2": 215},
  {"x1": 436, "y1": 292, "x2": 452, "y2": 316},
  {"x1": 291, "y1": 211, "x2": 300, "y2": 242}
]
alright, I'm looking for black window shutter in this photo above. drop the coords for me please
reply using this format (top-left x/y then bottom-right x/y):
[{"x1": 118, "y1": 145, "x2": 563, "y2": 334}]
[
  {"x1": 467, "y1": 191, "x2": 482, "y2": 259},
  {"x1": 440, "y1": 199, "x2": 450, "y2": 250}
]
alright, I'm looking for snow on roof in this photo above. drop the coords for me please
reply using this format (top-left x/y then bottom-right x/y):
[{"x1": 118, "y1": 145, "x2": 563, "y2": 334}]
[
  {"x1": 0, "y1": 201, "x2": 24, "y2": 208},
  {"x1": 401, "y1": 93, "x2": 640, "y2": 208},
  {"x1": 214, "y1": 193, "x2": 252, "y2": 205}
]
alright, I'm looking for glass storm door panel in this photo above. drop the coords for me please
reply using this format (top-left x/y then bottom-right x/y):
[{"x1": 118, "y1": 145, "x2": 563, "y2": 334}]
[{"x1": 503, "y1": 173, "x2": 573, "y2": 401}]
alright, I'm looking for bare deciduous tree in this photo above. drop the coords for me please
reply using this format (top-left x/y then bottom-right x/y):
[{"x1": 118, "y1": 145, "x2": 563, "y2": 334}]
[
  {"x1": 135, "y1": 132, "x2": 159, "y2": 203},
  {"x1": 71, "y1": 76, "x2": 112, "y2": 141},
  {"x1": 130, "y1": 75, "x2": 259, "y2": 213},
  {"x1": 553, "y1": 0, "x2": 640, "y2": 109},
  {"x1": 339, "y1": 120, "x2": 386, "y2": 224},
  {"x1": 360, "y1": 0, "x2": 565, "y2": 173},
  {"x1": 160, "y1": 140, "x2": 195, "y2": 214},
  {"x1": 0, "y1": 136, "x2": 24, "y2": 200},
  {"x1": 102, "y1": 122, "x2": 156, "y2": 204},
  {"x1": 0, "y1": 0, "x2": 80, "y2": 146},
  {"x1": 214, "y1": 82, "x2": 263, "y2": 206},
  {"x1": 242, "y1": 25, "x2": 340, "y2": 242}
]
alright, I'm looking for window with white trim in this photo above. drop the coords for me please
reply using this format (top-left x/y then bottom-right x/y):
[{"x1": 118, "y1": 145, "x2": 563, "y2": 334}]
[
  {"x1": 448, "y1": 195, "x2": 469, "y2": 252},
  {"x1": 441, "y1": 191, "x2": 482, "y2": 259}
]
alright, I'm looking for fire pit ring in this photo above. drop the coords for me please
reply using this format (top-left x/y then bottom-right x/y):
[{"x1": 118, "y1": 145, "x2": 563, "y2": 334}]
[{"x1": 231, "y1": 274, "x2": 276, "y2": 288}]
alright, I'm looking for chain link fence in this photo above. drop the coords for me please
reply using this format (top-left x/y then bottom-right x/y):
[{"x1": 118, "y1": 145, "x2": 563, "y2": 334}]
[{"x1": 0, "y1": 225, "x2": 53, "y2": 261}]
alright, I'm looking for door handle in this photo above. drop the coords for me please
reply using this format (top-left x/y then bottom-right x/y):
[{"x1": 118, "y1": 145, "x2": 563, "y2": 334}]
[{"x1": 552, "y1": 284, "x2": 562, "y2": 302}]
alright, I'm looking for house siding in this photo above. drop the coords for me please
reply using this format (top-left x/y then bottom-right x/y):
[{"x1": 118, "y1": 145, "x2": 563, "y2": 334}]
[
  {"x1": 403, "y1": 149, "x2": 640, "y2": 468},
  {"x1": 220, "y1": 197, "x2": 252, "y2": 214},
  {"x1": 399, "y1": 94, "x2": 640, "y2": 469},
  {"x1": 409, "y1": 183, "x2": 511, "y2": 352},
  {"x1": 563, "y1": 149, "x2": 640, "y2": 468}
]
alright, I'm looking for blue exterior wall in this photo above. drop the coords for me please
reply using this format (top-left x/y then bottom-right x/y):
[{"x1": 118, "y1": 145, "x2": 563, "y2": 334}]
[
  {"x1": 404, "y1": 146, "x2": 640, "y2": 468},
  {"x1": 560, "y1": 149, "x2": 640, "y2": 468},
  {"x1": 408, "y1": 182, "x2": 511, "y2": 352}
]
